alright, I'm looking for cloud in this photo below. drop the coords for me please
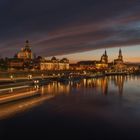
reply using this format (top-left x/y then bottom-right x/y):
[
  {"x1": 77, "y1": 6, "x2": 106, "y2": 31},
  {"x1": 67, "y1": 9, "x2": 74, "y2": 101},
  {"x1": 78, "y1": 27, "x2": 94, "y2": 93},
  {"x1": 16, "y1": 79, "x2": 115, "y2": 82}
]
[{"x1": 0, "y1": 0, "x2": 140, "y2": 57}]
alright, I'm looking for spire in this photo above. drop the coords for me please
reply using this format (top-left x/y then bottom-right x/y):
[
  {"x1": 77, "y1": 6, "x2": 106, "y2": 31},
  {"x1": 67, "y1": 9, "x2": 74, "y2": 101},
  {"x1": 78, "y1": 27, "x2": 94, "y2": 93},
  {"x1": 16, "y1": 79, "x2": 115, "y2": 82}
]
[
  {"x1": 105, "y1": 50, "x2": 107, "y2": 56},
  {"x1": 118, "y1": 48, "x2": 123, "y2": 61},
  {"x1": 25, "y1": 40, "x2": 30, "y2": 50},
  {"x1": 100, "y1": 49, "x2": 108, "y2": 63},
  {"x1": 119, "y1": 48, "x2": 122, "y2": 56},
  {"x1": 25, "y1": 40, "x2": 29, "y2": 47}
]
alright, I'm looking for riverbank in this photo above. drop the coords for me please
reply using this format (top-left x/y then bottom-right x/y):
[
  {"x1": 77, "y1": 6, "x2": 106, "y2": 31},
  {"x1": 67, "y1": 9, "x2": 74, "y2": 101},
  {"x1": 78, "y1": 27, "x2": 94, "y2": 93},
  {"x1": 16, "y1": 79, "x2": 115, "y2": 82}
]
[{"x1": 0, "y1": 72, "x2": 138, "y2": 105}]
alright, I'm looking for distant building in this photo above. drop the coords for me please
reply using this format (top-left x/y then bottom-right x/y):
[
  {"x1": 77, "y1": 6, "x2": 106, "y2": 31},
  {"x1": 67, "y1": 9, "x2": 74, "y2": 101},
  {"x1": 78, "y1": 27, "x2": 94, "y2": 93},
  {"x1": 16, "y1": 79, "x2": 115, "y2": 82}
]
[
  {"x1": 17, "y1": 40, "x2": 33, "y2": 60},
  {"x1": 96, "y1": 50, "x2": 108, "y2": 69},
  {"x1": 100, "y1": 50, "x2": 108, "y2": 64},
  {"x1": 126, "y1": 63, "x2": 140, "y2": 72},
  {"x1": 69, "y1": 64, "x2": 80, "y2": 70},
  {"x1": 5, "y1": 40, "x2": 140, "y2": 73},
  {"x1": 77, "y1": 61, "x2": 97, "y2": 70},
  {"x1": 114, "y1": 49, "x2": 123, "y2": 64},
  {"x1": 40, "y1": 57, "x2": 69, "y2": 70},
  {"x1": 59, "y1": 58, "x2": 70, "y2": 70},
  {"x1": 71, "y1": 50, "x2": 109, "y2": 70},
  {"x1": 8, "y1": 58, "x2": 24, "y2": 70},
  {"x1": 113, "y1": 49, "x2": 126, "y2": 71},
  {"x1": 8, "y1": 40, "x2": 34, "y2": 70}
]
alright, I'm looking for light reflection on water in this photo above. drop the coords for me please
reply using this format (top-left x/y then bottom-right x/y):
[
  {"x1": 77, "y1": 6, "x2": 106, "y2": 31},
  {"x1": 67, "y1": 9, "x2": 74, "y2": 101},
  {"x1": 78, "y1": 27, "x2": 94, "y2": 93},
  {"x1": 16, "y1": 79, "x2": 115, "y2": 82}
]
[
  {"x1": 0, "y1": 75, "x2": 140, "y2": 120},
  {"x1": 42, "y1": 75, "x2": 126, "y2": 96}
]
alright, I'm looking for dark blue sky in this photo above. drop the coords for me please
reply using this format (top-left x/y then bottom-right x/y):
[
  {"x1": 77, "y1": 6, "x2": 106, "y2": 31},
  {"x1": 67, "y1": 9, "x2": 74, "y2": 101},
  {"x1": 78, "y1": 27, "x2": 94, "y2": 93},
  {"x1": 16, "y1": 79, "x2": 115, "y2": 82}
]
[{"x1": 0, "y1": 0, "x2": 140, "y2": 58}]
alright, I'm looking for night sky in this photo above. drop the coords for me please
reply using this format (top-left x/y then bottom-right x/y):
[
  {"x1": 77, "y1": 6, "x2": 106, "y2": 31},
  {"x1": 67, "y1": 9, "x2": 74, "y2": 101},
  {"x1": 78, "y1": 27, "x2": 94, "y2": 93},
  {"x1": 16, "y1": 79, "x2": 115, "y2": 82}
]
[{"x1": 0, "y1": 0, "x2": 140, "y2": 62}]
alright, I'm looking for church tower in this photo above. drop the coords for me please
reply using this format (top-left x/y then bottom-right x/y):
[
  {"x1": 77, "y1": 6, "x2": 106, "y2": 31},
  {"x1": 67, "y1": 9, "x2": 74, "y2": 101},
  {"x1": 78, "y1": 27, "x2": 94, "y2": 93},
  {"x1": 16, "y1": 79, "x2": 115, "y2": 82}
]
[
  {"x1": 100, "y1": 50, "x2": 108, "y2": 64},
  {"x1": 105, "y1": 50, "x2": 107, "y2": 56},
  {"x1": 118, "y1": 49, "x2": 123, "y2": 61},
  {"x1": 25, "y1": 40, "x2": 29, "y2": 48},
  {"x1": 17, "y1": 40, "x2": 33, "y2": 60}
]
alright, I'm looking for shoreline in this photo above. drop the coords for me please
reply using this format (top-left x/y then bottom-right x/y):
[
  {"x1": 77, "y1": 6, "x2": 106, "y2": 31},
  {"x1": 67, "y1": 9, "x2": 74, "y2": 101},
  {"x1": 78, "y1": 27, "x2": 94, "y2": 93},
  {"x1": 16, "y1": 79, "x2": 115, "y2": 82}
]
[{"x1": 0, "y1": 72, "x2": 138, "y2": 88}]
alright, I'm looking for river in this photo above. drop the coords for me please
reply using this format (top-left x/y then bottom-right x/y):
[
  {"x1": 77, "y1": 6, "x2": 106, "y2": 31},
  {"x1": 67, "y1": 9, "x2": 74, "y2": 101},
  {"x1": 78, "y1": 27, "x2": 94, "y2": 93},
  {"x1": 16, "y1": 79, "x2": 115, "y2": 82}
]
[{"x1": 1, "y1": 75, "x2": 140, "y2": 139}]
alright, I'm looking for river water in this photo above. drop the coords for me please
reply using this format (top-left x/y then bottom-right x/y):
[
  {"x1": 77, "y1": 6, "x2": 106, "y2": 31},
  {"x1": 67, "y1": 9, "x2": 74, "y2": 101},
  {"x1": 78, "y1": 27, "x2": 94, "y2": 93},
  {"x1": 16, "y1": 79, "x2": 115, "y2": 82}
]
[{"x1": 1, "y1": 75, "x2": 140, "y2": 139}]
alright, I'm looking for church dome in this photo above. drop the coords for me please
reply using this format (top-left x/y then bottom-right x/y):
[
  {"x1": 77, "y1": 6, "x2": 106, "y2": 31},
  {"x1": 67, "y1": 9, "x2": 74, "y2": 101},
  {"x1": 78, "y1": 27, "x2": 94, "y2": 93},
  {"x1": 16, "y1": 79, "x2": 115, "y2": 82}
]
[
  {"x1": 51, "y1": 56, "x2": 57, "y2": 61},
  {"x1": 60, "y1": 58, "x2": 69, "y2": 63},
  {"x1": 17, "y1": 40, "x2": 33, "y2": 60}
]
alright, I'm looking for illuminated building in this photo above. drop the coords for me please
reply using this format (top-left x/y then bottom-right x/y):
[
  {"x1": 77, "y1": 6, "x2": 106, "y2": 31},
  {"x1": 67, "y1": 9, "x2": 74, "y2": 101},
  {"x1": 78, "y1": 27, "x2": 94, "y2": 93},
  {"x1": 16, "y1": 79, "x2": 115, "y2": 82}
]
[
  {"x1": 17, "y1": 40, "x2": 33, "y2": 60},
  {"x1": 113, "y1": 49, "x2": 126, "y2": 71},
  {"x1": 71, "y1": 50, "x2": 109, "y2": 70},
  {"x1": 8, "y1": 58, "x2": 24, "y2": 70},
  {"x1": 59, "y1": 58, "x2": 70, "y2": 70},
  {"x1": 40, "y1": 57, "x2": 69, "y2": 70},
  {"x1": 96, "y1": 63, "x2": 108, "y2": 70},
  {"x1": 126, "y1": 63, "x2": 139, "y2": 73},
  {"x1": 8, "y1": 40, "x2": 34, "y2": 70},
  {"x1": 96, "y1": 50, "x2": 108, "y2": 69},
  {"x1": 4, "y1": 40, "x2": 140, "y2": 72},
  {"x1": 100, "y1": 50, "x2": 108, "y2": 64},
  {"x1": 77, "y1": 61, "x2": 96, "y2": 70},
  {"x1": 69, "y1": 64, "x2": 81, "y2": 70},
  {"x1": 114, "y1": 49, "x2": 123, "y2": 64}
]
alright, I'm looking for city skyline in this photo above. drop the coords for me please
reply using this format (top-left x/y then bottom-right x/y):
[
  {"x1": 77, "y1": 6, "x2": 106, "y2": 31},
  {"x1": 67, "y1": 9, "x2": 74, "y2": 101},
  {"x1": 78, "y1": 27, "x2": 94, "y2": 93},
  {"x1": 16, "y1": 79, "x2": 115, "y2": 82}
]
[
  {"x1": 0, "y1": 0, "x2": 140, "y2": 62},
  {"x1": 1, "y1": 42, "x2": 140, "y2": 63},
  {"x1": 52, "y1": 46, "x2": 140, "y2": 63}
]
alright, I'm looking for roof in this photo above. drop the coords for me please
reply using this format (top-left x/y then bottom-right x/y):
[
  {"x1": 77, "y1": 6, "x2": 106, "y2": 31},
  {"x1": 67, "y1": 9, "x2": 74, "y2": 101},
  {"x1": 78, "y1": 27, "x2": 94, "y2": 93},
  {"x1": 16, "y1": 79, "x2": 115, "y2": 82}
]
[
  {"x1": 51, "y1": 56, "x2": 57, "y2": 61},
  {"x1": 77, "y1": 61, "x2": 97, "y2": 65}
]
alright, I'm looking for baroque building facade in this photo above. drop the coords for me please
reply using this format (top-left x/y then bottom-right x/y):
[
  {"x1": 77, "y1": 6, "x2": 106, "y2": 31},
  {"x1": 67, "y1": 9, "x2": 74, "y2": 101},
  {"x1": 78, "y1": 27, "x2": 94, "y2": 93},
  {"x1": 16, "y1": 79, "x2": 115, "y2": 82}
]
[
  {"x1": 8, "y1": 40, "x2": 34, "y2": 70},
  {"x1": 114, "y1": 49, "x2": 123, "y2": 64},
  {"x1": 17, "y1": 40, "x2": 33, "y2": 60},
  {"x1": 96, "y1": 50, "x2": 108, "y2": 69},
  {"x1": 113, "y1": 49, "x2": 126, "y2": 72},
  {"x1": 40, "y1": 57, "x2": 69, "y2": 70}
]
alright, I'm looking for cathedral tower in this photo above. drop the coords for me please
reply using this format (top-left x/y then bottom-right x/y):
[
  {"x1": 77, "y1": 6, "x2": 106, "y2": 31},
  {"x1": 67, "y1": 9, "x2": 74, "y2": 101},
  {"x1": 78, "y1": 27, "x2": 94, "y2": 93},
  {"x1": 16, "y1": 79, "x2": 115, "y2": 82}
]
[
  {"x1": 118, "y1": 49, "x2": 123, "y2": 61},
  {"x1": 100, "y1": 50, "x2": 108, "y2": 64}
]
